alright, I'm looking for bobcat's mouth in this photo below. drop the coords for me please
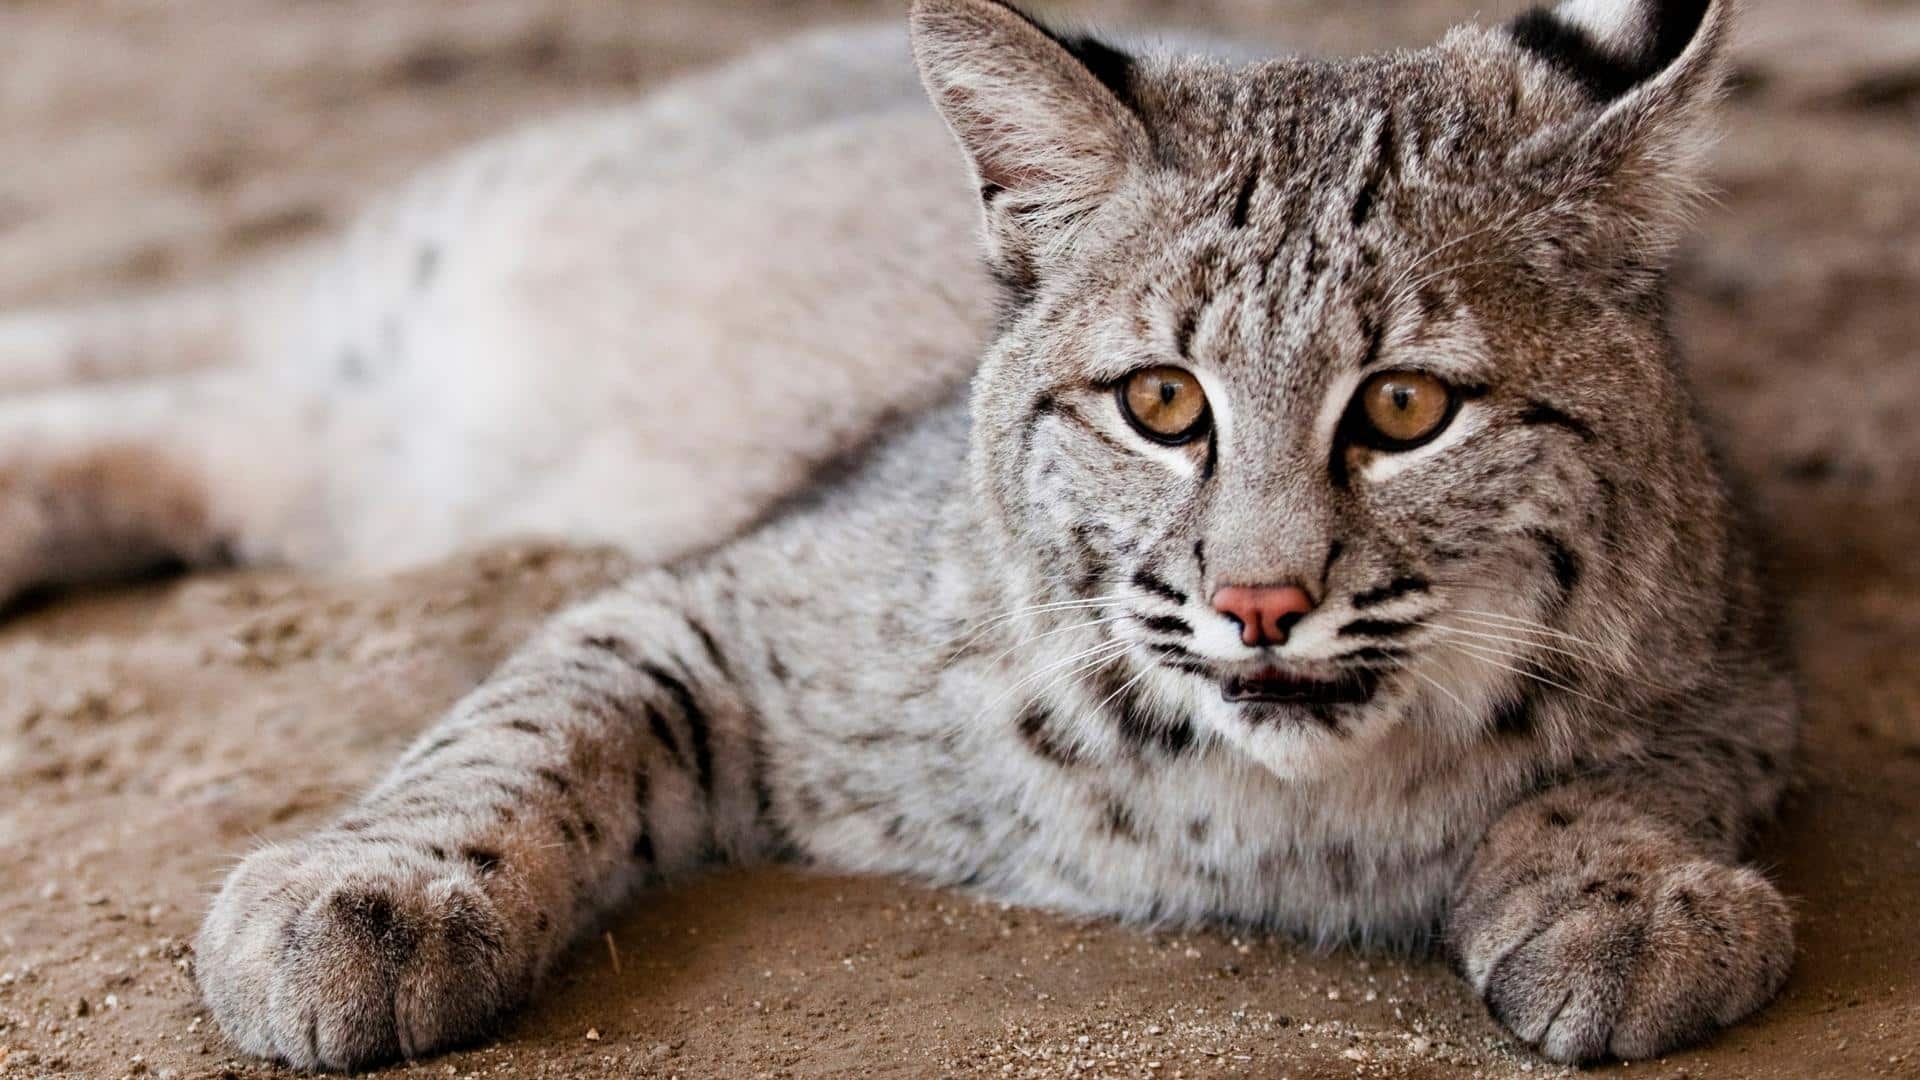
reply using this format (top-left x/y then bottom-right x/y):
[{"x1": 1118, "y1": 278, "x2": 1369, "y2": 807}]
[{"x1": 1221, "y1": 666, "x2": 1381, "y2": 707}]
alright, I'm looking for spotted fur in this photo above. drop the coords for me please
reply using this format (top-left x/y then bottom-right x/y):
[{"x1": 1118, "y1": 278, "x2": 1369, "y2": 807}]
[{"x1": 0, "y1": 0, "x2": 1795, "y2": 1070}]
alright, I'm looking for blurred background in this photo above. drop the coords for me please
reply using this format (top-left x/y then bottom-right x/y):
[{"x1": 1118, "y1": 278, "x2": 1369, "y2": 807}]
[
  {"x1": 1, "y1": 2, "x2": 1916, "y2": 1078},
  {"x1": 13, "y1": 0, "x2": 1912, "y2": 314}
]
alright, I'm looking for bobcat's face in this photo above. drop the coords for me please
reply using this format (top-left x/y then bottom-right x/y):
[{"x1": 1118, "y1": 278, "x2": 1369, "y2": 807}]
[{"x1": 917, "y1": 0, "x2": 1726, "y2": 774}]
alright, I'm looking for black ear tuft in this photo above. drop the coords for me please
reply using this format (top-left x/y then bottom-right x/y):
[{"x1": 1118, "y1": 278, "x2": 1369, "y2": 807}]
[
  {"x1": 1496, "y1": 0, "x2": 1730, "y2": 267},
  {"x1": 1508, "y1": 0, "x2": 1713, "y2": 103},
  {"x1": 989, "y1": 1, "x2": 1140, "y2": 114},
  {"x1": 1643, "y1": 0, "x2": 1715, "y2": 74},
  {"x1": 1052, "y1": 32, "x2": 1140, "y2": 113}
]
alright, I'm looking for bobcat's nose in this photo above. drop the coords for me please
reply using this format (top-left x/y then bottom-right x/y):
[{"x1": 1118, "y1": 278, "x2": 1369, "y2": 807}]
[{"x1": 1211, "y1": 584, "x2": 1315, "y2": 648}]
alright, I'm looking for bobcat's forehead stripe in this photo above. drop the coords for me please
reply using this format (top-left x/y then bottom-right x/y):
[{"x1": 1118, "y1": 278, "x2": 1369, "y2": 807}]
[
  {"x1": 1349, "y1": 110, "x2": 1396, "y2": 231},
  {"x1": 1228, "y1": 171, "x2": 1260, "y2": 230},
  {"x1": 1175, "y1": 307, "x2": 1200, "y2": 358},
  {"x1": 1357, "y1": 317, "x2": 1387, "y2": 371}
]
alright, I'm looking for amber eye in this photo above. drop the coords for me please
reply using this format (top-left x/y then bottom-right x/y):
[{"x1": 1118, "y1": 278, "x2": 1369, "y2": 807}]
[
  {"x1": 1353, "y1": 370, "x2": 1456, "y2": 449},
  {"x1": 1118, "y1": 366, "x2": 1210, "y2": 444}
]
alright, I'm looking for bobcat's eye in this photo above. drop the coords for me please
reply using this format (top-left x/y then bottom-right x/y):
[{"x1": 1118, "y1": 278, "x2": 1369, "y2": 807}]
[
  {"x1": 1118, "y1": 366, "x2": 1210, "y2": 445},
  {"x1": 1352, "y1": 371, "x2": 1455, "y2": 449}
]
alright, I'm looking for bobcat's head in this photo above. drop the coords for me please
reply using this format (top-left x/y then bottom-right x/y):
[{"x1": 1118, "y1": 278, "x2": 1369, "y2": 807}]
[{"x1": 913, "y1": 0, "x2": 1743, "y2": 776}]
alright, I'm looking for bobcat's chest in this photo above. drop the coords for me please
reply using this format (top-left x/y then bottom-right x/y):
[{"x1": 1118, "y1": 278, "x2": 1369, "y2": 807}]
[{"x1": 982, "y1": 747, "x2": 1489, "y2": 939}]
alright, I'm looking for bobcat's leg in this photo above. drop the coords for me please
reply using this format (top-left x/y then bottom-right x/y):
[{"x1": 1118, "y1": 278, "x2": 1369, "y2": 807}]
[
  {"x1": 1447, "y1": 739, "x2": 1795, "y2": 1064},
  {"x1": 0, "y1": 372, "x2": 308, "y2": 604},
  {"x1": 196, "y1": 579, "x2": 767, "y2": 1070}
]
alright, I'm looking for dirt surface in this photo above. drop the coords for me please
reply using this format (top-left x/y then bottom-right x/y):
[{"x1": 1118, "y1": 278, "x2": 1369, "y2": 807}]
[{"x1": 2, "y1": 1, "x2": 1918, "y2": 1077}]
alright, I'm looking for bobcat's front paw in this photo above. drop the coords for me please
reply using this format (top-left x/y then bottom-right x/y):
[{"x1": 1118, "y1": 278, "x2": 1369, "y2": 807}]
[
  {"x1": 196, "y1": 839, "x2": 530, "y2": 1070},
  {"x1": 1451, "y1": 851, "x2": 1792, "y2": 1064}
]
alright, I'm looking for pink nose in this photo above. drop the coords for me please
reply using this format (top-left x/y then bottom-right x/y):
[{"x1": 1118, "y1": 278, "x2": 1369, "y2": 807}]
[{"x1": 1211, "y1": 584, "x2": 1315, "y2": 647}]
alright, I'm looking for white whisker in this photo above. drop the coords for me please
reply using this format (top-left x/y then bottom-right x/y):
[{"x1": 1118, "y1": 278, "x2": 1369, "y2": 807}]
[
  {"x1": 1394, "y1": 653, "x2": 1472, "y2": 716},
  {"x1": 1085, "y1": 659, "x2": 1158, "y2": 719},
  {"x1": 1006, "y1": 644, "x2": 1141, "y2": 728},
  {"x1": 1446, "y1": 609, "x2": 1611, "y2": 647},
  {"x1": 964, "y1": 613, "x2": 1139, "y2": 673},
  {"x1": 919, "y1": 590, "x2": 1142, "y2": 659},
  {"x1": 1421, "y1": 621, "x2": 1603, "y2": 668},
  {"x1": 969, "y1": 639, "x2": 1133, "y2": 723},
  {"x1": 1435, "y1": 640, "x2": 1630, "y2": 718}
]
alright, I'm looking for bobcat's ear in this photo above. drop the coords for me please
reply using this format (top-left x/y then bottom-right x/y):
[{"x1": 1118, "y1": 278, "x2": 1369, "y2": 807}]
[
  {"x1": 1504, "y1": 0, "x2": 1732, "y2": 260},
  {"x1": 909, "y1": 0, "x2": 1150, "y2": 289}
]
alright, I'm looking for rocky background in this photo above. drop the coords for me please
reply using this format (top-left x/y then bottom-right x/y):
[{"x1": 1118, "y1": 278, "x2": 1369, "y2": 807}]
[{"x1": 1, "y1": 1, "x2": 1916, "y2": 1077}]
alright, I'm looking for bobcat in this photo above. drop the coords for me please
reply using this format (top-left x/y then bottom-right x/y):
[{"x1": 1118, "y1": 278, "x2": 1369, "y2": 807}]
[{"x1": 4, "y1": 0, "x2": 1796, "y2": 1068}]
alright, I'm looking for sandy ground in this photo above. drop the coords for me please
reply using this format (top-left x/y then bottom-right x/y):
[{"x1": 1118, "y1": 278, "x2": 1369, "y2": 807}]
[{"x1": 1, "y1": 1, "x2": 1917, "y2": 1077}]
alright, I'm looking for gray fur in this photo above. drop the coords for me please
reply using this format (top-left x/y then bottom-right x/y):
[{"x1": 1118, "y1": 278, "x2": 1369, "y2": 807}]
[{"x1": 5, "y1": 0, "x2": 1797, "y2": 1069}]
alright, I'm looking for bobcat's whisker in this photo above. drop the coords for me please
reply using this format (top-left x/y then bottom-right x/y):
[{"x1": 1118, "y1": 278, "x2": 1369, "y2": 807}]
[
  {"x1": 1445, "y1": 609, "x2": 1617, "y2": 647},
  {"x1": 1573, "y1": 544, "x2": 1769, "y2": 617},
  {"x1": 928, "y1": 605, "x2": 1130, "y2": 666},
  {"x1": 1441, "y1": 610, "x2": 1641, "y2": 663},
  {"x1": 964, "y1": 613, "x2": 1140, "y2": 673},
  {"x1": 999, "y1": 644, "x2": 1142, "y2": 730},
  {"x1": 1387, "y1": 201, "x2": 1556, "y2": 300},
  {"x1": 1403, "y1": 664, "x2": 1475, "y2": 721},
  {"x1": 1420, "y1": 622, "x2": 1679, "y2": 693},
  {"x1": 1433, "y1": 640, "x2": 1632, "y2": 718},
  {"x1": 1418, "y1": 620, "x2": 1612, "y2": 670},
  {"x1": 944, "y1": 591, "x2": 1132, "y2": 632},
  {"x1": 1084, "y1": 657, "x2": 1159, "y2": 720},
  {"x1": 969, "y1": 638, "x2": 1134, "y2": 723},
  {"x1": 919, "y1": 590, "x2": 1143, "y2": 659},
  {"x1": 1399, "y1": 254, "x2": 1506, "y2": 300}
]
